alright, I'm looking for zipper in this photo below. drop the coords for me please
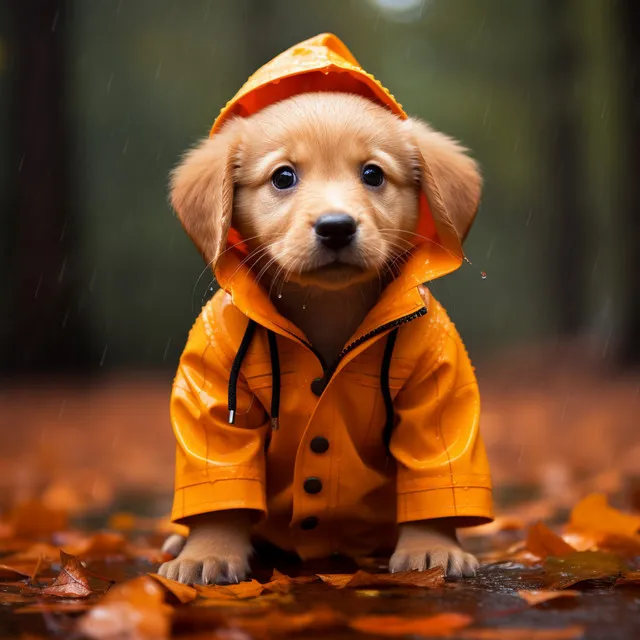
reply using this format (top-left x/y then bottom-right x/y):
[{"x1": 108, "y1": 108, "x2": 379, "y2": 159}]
[
  {"x1": 320, "y1": 306, "x2": 428, "y2": 385},
  {"x1": 336, "y1": 307, "x2": 427, "y2": 362}
]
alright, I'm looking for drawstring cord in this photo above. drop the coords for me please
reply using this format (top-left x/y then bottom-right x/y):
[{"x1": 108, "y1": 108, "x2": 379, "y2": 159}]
[
  {"x1": 228, "y1": 319, "x2": 281, "y2": 431},
  {"x1": 228, "y1": 319, "x2": 399, "y2": 454},
  {"x1": 228, "y1": 319, "x2": 257, "y2": 425}
]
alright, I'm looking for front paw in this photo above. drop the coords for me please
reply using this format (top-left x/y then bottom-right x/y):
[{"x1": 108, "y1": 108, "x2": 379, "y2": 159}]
[
  {"x1": 389, "y1": 547, "x2": 479, "y2": 578},
  {"x1": 158, "y1": 554, "x2": 250, "y2": 585}
]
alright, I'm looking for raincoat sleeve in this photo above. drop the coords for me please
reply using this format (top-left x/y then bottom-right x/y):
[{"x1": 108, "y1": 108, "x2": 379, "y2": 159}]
[
  {"x1": 170, "y1": 305, "x2": 269, "y2": 524},
  {"x1": 390, "y1": 295, "x2": 493, "y2": 526}
]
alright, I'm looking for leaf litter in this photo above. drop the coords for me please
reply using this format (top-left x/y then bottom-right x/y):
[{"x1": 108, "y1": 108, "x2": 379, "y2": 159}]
[{"x1": 0, "y1": 487, "x2": 638, "y2": 638}]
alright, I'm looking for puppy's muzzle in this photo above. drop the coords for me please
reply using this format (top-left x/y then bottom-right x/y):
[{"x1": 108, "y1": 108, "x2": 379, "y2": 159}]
[{"x1": 314, "y1": 213, "x2": 357, "y2": 251}]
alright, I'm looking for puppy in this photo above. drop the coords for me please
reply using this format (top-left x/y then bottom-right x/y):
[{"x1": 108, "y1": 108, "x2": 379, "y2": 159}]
[{"x1": 158, "y1": 90, "x2": 492, "y2": 586}]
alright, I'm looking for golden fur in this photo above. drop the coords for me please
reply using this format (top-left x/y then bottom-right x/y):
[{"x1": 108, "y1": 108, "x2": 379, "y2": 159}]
[{"x1": 160, "y1": 93, "x2": 482, "y2": 584}]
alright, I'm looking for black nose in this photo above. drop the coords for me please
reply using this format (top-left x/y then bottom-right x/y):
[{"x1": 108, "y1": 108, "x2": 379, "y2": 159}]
[{"x1": 314, "y1": 214, "x2": 357, "y2": 251}]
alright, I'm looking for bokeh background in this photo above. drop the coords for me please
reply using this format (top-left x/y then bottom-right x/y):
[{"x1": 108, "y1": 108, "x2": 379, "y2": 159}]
[{"x1": 0, "y1": 0, "x2": 638, "y2": 523}]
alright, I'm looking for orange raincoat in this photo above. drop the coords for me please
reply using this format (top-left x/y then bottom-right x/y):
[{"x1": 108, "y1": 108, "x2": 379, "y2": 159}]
[{"x1": 170, "y1": 34, "x2": 493, "y2": 559}]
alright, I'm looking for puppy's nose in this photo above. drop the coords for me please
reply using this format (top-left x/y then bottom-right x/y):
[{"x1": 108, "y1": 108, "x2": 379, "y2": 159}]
[{"x1": 314, "y1": 214, "x2": 357, "y2": 251}]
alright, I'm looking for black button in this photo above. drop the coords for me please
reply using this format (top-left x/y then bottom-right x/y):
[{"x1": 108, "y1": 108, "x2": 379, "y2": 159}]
[
  {"x1": 310, "y1": 436, "x2": 330, "y2": 454},
  {"x1": 310, "y1": 377, "x2": 325, "y2": 396},
  {"x1": 300, "y1": 516, "x2": 319, "y2": 530},
  {"x1": 303, "y1": 477, "x2": 323, "y2": 494}
]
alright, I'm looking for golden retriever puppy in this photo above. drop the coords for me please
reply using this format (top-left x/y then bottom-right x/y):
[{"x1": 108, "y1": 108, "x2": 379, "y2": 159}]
[{"x1": 158, "y1": 91, "x2": 489, "y2": 585}]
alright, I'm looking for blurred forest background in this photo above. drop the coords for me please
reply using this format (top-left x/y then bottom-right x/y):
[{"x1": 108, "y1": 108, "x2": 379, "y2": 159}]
[{"x1": 0, "y1": 0, "x2": 638, "y2": 516}]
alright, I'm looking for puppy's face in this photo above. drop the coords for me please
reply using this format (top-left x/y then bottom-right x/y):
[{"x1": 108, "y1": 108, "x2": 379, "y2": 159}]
[
  {"x1": 171, "y1": 92, "x2": 481, "y2": 292},
  {"x1": 233, "y1": 94, "x2": 420, "y2": 289}
]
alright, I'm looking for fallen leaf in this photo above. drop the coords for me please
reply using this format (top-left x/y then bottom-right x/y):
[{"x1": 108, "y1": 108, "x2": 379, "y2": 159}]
[
  {"x1": 517, "y1": 589, "x2": 580, "y2": 605},
  {"x1": 193, "y1": 592, "x2": 292, "y2": 610},
  {"x1": 16, "y1": 601, "x2": 91, "y2": 614},
  {"x1": 570, "y1": 493, "x2": 640, "y2": 537},
  {"x1": 77, "y1": 576, "x2": 172, "y2": 640},
  {"x1": 2, "y1": 543, "x2": 61, "y2": 563},
  {"x1": 350, "y1": 612, "x2": 472, "y2": 637},
  {"x1": 615, "y1": 570, "x2": 640, "y2": 587},
  {"x1": 195, "y1": 580, "x2": 265, "y2": 600},
  {"x1": 458, "y1": 626, "x2": 585, "y2": 639},
  {"x1": 0, "y1": 560, "x2": 42, "y2": 580},
  {"x1": 262, "y1": 569, "x2": 294, "y2": 594},
  {"x1": 562, "y1": 529, "x2": 640, "y2": 558},
  {"x1": 229, "y1": 606, "x2": 344, "y2": 635},
  {"x1": 62, "y1": 531, "x2": 128, "y2": 559},
  {"x1": 318, "y1": 568, "x2": 444, "y2": 589},
  {"x1": 59, "y1": 530, "x2": 170, "y2": 564},
  {"x1": 8, "y1": 499, "x2": 68, "y2": 537},
  {"x1": 148, "y1": 573, "x2": 197, "y2": 603},
  {"x1": 30, "y1": 555, "x2": 44, "y2": 583},
  {"x1": 0, "y1": 592, "x2": 30, "y2": 603},
  {"x1": 41, "y1": 551, "x2": 92, "y2": 598},
  {"x1": 0, "y1": 543, "x2": 60, "y2": 580},
  {"x1": 526, "y1": 522, "x2": 576, "y2": 559},
  {"x1": 542, "y1": 551, "x2": 624, "y2": 589}
]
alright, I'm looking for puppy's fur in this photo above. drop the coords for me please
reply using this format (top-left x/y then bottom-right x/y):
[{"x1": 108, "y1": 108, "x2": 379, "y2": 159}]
[{"x1": 159, "y1": 93, "x2": 482, "y2": 584}]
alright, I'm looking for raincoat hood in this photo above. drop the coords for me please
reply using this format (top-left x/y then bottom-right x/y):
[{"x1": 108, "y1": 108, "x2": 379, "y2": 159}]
[{"x1": 209, "y1": 33, "x2": 469, "y2": 308}]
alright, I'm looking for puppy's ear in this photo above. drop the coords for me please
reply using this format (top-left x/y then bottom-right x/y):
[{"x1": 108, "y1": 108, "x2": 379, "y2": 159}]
[
  {"x1": 170, "y1": 120, "x2": 243, "y2": 266},
  {"x1": 405, "y1": 118, "x2": 482, "y2": 242}
]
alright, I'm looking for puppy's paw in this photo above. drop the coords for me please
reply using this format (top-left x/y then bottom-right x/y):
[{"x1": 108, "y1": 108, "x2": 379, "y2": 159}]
[
  {"x1": 162, "y1": 533, "x2": 187, "y2": 558},
  {"x1": 158, "y1": 554, "x2": 250, "y2": 585},
  {"x1": 389, "y1": 546, "x2": 478, "y2": 577}
]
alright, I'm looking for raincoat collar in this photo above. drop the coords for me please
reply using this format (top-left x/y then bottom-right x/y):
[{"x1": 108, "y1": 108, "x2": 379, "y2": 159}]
[{"x1": 210, "y1": 33, "x2": 466, "y2": 343}]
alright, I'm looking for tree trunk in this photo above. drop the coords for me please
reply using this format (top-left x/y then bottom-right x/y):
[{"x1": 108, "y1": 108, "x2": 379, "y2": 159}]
[
  {"x1": 542, "y1": 0, "x2": 588, "y2": 337},
  {"x1": 617, "y1": 0, "x2": 640, "y2": 366},
  {"x1": 2, "y1": 0, "x2": 93, "y2": 374}
]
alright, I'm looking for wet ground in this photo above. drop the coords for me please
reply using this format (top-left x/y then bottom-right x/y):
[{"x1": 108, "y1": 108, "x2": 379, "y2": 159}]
[{"x1": 1, "y1": 531, "x2": 638, "y2": 639}]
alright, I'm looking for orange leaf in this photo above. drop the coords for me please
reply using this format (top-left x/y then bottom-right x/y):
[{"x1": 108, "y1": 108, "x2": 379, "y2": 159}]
[
  {"x1": 457, "y1": 626, "x2": 585, "y2": 639},
  {"x1": 16, "y1": 601, "x2": 92, "y2": 614},
  {"x1": 561, "y1": 527, "x2": 640, "y2": 560},
  {"x1": 542, "y1": 551, "x2": 623, "y2": 589},
  {"x1": 195, "y1": 580, "x2": 264, "y2": 600},
  {"x1": 526, "y1": 522, "x2": 576, "y2": 559},
  {"x1": 148, "y1": 573, "x2": 197, "y2": 604},
  {"x1": 260, "y1": 568, "x2": 298, "y2": 594},
  {"x1": 62, "y1": 531, "x2": 128, "y2": 559},
  {"x1": 77, "y1": 576, "x2": 172, "y2": 640},
  {"x1": 2, "y1": 543, "x2": 61, "y2": 563},
  {"x1": 570, "y1": 494, "x2": 640, "y2": 538},
  {"x1": 615, "y1": 570, "x2": 640, "y2": 586},
  {"x1": 350, "y1": 612, "x2": 472, "y2": 637},
  {"x1": 8, "y1": 499, "x2": 68, "y2": 538},
  {"x1": 318, "y1": 568, "x2": 444, "y2": 589},
  {"x1": 41, "y1": 551, "x2": 92, "y2": 598},
  {"x1": 517, "y1": 589, "x2": 580, "y2": 605},
  {"x1": 0, "y1": 592, "x2": 30, "y2": 604},
  {"x1": 230, "y1": 605, "x2": 344, "y2": 635},
  {"x1": 0, "y1": 560, "x2": 42, "y2": 580}
]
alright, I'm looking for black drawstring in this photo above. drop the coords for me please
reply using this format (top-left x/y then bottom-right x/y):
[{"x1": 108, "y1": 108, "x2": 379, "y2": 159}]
[
  {"x1": 228, "y1": 319, "x2": 281, "y2": 432},
  {"x1": 381, "y1": 328, "x2": 399, "y2": 454},
  {"x1": 266, "y1": 329, "x2": 281, "y2": 430},
  {"x1": 228, "y1": 319, "x2": 257, "y2": 424},
  {"x1": 229, "y1": 319, "x2": 398, "y2": 455}
]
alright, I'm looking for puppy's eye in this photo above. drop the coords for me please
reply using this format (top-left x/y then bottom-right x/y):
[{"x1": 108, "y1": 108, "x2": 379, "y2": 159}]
[
  {"x1": 271, "y1": 166, "x2": 297, "y2": 190},
  {"x1": 361, "y1": 164, "x2": 385, "y2": 188}
]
